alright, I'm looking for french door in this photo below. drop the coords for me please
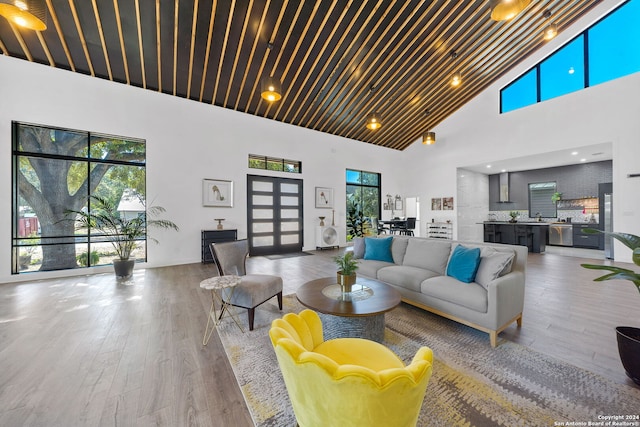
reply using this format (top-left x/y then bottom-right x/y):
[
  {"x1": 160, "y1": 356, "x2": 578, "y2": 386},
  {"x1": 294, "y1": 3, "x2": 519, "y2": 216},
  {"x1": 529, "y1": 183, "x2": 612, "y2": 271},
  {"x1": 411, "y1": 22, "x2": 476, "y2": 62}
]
[{"x1": 247, "y1": 175, "x2": 303, "y2": 256}]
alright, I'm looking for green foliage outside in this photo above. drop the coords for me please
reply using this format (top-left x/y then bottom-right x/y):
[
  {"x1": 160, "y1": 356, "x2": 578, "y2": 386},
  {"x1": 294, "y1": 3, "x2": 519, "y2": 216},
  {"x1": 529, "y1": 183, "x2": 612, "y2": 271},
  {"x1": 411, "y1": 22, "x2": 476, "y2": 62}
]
[{"x1": 77, "y1": 250, "x2": 100, "y2": 267}]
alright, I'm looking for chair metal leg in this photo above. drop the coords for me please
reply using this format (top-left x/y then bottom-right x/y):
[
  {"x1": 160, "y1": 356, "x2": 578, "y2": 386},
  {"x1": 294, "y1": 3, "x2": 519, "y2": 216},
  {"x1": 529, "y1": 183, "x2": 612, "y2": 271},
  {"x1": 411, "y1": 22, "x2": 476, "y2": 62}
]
[{"x1": 277, "y1": 292, "x2": 283, "y2": 310}]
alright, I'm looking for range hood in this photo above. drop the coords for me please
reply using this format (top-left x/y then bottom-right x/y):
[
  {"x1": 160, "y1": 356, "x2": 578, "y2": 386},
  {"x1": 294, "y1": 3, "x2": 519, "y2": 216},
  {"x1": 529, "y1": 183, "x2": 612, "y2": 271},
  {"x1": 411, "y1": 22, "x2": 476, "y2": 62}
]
[{"x1": 499, "y1": 172, "x2": 512, "y2": 203}]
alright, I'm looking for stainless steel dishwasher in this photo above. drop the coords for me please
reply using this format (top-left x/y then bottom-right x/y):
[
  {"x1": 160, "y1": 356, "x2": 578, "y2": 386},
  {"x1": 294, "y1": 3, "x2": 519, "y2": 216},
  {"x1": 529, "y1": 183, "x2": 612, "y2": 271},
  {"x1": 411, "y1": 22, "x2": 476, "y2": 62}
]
[{"x1": 549, "y1": 223, "x2": 573, "y2": 246}]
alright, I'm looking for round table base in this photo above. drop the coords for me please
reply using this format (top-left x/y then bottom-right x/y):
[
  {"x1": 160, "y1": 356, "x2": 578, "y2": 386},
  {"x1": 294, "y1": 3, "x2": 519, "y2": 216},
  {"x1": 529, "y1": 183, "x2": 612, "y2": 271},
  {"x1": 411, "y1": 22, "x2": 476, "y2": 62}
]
[{"x1": 318, "y1": 312, "x2": 385, "y2": 343}]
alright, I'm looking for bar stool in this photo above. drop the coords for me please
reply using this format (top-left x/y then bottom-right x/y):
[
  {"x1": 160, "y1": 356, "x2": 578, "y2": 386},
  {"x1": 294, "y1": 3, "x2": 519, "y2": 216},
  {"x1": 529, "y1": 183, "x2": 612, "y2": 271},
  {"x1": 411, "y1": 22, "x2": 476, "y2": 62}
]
[{"x1": 515, "y1": 225, "x2": 533, "y2": 252}]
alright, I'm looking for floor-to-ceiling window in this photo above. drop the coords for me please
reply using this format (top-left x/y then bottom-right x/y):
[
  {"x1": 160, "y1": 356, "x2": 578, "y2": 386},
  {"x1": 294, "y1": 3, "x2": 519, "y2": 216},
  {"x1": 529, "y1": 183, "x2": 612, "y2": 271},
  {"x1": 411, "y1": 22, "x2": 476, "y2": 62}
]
[
  {"x1": 345, "y1": 169, "x2": 381, "y2": 240},
  {"x1": 12, "y1": 122, "x2": 146, "y2": 274}
]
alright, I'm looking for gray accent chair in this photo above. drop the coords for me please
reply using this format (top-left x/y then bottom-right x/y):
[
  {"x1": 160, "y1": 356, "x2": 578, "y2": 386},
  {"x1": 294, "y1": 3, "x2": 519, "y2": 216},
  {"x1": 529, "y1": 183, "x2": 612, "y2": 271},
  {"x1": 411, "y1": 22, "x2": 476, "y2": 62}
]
[{"x1": 210, "y1": 240, "x2": 283, "y2": 330}]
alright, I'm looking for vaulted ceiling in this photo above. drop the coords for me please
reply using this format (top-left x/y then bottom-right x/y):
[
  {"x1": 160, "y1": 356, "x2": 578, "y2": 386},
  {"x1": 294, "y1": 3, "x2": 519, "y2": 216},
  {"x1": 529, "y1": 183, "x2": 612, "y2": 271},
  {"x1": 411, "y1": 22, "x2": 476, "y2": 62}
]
[{"x1": 0, "y1": 0, "x2": 601, "y2": 150}]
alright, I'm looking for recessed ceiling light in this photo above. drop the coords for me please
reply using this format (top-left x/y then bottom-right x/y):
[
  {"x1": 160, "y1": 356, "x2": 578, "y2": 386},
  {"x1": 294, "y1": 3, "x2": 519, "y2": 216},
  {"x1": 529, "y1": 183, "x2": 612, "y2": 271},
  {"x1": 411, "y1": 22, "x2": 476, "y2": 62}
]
[
  {"x1": 486, "y1": 165, "x2": 492, "y2": 169},
  {"x1": 580, "y1": 158, "x2": 587, "y2": 162},
  {"x1": 571, "y1": 151, "x2": 578, "y2": 155},
  {"x1": 501, "y1": 169, "x2": 506, "y2": 173}
]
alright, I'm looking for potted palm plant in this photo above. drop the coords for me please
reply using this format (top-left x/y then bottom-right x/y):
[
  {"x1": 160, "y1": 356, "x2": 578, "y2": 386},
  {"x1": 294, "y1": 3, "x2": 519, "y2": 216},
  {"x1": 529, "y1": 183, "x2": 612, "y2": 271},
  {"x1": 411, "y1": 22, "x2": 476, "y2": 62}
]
[
  {"x1": 68, "y1": 195, "x2": 179, "y2": 278},
  {"x1": 334, "y1": 251, "x2": 359, "y2": 294},
  {"x1": 580, "y1": 229, "x2": 640, "y2": 386}
]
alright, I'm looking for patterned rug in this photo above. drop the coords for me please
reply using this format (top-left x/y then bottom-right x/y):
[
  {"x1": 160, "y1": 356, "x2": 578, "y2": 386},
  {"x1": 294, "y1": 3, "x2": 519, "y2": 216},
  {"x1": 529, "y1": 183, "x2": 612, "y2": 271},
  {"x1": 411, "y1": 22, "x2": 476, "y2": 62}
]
[{"x1": 217, "y1": 295, "x2": 640, "y2": 427}]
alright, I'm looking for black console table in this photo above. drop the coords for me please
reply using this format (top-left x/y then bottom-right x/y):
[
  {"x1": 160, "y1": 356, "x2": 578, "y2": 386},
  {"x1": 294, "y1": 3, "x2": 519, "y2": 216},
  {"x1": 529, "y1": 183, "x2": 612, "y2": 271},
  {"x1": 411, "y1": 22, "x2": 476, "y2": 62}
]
[{"x1": 201, "y1": 229, "x2": 237, "y2": 263}]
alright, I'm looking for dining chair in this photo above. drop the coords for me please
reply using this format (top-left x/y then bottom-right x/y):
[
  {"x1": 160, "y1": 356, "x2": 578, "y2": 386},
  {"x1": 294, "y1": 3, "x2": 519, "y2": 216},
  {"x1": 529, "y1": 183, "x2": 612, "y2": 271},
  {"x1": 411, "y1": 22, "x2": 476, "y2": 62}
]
[{"x1": 402, "y1": 217, "x2": 417, "y2": 236}]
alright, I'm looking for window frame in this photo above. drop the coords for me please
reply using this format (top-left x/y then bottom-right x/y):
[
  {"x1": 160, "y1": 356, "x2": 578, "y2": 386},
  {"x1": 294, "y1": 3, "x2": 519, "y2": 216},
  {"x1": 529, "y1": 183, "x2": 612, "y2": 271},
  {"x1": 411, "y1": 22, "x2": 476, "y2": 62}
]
[{"x1": 11, "y1": 121, "x2": 147, "y2": 274}]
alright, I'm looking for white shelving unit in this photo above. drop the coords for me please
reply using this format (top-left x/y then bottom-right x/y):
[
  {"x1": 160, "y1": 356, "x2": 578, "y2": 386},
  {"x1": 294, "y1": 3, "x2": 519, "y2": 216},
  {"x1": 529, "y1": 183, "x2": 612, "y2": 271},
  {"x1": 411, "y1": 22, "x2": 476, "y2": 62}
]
[{"x1": 427, "y1": 222, "x2": 452, "y2": 240}]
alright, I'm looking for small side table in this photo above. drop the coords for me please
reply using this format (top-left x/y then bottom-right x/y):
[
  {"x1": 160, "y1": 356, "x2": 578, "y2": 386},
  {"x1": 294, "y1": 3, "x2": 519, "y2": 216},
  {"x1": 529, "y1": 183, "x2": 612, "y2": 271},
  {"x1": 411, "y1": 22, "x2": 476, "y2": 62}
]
[{"x1": 200, "y1": 275, "x2": 244, "y2": 345}]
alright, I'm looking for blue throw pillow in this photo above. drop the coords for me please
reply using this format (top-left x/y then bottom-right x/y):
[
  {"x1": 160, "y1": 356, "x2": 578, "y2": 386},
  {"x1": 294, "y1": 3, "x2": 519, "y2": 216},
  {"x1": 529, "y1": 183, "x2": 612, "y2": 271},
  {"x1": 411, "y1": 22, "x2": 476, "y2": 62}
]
[
  {"x1": 446, "y1": 245, "x2": 481, "y2": 283},
  {"x1": 363, "y1": 236, "x2": 394, "y2": 263}
]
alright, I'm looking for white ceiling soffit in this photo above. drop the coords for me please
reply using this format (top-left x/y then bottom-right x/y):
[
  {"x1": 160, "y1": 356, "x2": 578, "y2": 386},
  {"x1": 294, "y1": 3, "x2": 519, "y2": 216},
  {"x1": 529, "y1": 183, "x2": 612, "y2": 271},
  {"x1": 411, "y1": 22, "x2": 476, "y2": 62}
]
[{"x1": 461, "y1": 142, "x2": 613, "y2": 174}]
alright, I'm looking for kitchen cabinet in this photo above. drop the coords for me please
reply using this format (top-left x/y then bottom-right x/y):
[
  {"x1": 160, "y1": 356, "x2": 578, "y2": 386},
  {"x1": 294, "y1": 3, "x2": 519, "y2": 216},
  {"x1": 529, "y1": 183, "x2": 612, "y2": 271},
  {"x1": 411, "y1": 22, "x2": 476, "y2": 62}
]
[
  {"x1": 572, "y1": 224, "x2": 600, "y2": 249},
  {"x1": 483, "y1": 222, "x2": 547, "y2": 253},
  {"x1": 201, "y1": 229, "x2": 237, "y2": 263}
]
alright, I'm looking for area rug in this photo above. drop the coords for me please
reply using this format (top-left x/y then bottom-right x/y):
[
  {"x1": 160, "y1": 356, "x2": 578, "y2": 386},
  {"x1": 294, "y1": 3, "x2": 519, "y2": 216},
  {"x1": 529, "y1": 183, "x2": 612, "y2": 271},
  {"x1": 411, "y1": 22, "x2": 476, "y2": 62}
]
[
  {"x1": 217, "y1": 296, "x2": 640, "y2": 427},
  {"x1": 264, "y1": 252, "x2": 314, "y2": 260}
]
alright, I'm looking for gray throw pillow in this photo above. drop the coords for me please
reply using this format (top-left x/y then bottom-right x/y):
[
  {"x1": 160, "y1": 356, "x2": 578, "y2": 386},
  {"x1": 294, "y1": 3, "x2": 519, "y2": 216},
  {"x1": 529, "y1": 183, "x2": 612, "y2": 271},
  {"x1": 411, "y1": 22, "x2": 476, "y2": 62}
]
[
  {"x1": 352, "y1": 237, "x2": 365, "y2": 259},
  {"x1": 475, "y1": 248, "x2": 515, "y2": 289}
]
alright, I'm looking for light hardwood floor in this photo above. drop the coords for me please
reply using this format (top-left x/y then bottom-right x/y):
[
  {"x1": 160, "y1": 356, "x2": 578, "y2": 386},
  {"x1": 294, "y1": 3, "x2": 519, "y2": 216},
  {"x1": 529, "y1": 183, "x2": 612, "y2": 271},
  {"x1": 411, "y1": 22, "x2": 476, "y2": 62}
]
[{"x1": 0, "y1": 248, "x2": 638, "y2": 426}]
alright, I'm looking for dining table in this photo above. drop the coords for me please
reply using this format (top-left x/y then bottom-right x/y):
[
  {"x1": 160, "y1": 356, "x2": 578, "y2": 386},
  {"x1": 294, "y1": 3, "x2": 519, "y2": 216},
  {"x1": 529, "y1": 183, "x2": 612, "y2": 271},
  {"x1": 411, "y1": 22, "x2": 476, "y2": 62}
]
[{"x1": 380, "y1": 219, "x2": 407, "y2": 234}]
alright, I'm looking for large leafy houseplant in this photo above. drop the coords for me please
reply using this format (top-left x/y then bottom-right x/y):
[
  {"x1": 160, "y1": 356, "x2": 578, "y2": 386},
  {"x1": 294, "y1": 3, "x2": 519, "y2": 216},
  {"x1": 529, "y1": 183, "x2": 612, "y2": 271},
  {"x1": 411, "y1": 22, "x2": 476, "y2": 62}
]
[
  {"x1": 67, "y1": 195, "x2": 179, "y2": 276},
  {"x1": 580, "y1": 229, "x2": 640, "y2": 386}
]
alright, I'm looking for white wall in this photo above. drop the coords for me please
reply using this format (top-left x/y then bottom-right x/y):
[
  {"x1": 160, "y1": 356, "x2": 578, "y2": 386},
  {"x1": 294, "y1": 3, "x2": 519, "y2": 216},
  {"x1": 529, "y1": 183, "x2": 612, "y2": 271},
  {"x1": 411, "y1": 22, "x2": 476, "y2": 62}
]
[
  {"x1": 0, "y1": 55, "x2": 406, "y2": 283},
  {"x1": 401, "y1": 0, "x2": 640, "y2": 263}
]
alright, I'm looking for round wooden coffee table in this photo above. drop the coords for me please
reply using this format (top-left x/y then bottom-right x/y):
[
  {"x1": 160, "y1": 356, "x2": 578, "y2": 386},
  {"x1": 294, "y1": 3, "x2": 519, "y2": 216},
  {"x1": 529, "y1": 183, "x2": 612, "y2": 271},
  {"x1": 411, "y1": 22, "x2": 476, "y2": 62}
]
[{"x1": 296, "y1": 276, "x2": 401, "y2": 342}]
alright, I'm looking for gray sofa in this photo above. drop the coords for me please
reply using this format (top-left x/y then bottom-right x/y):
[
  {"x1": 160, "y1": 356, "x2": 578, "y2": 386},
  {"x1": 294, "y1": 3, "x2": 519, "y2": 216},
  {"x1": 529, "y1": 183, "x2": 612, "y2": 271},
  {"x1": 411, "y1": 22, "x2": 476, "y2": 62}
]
[{"x1": 353, "y1": 236, "x2": 527, "y2": 347}]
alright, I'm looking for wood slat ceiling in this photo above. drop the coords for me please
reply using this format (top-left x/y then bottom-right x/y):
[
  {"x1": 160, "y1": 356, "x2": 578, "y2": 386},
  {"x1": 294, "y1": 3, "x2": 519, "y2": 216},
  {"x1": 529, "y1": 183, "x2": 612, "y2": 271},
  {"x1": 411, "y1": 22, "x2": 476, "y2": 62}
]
[{"x1": 0, "y1": 0, "x2": 601, "y2": 150}]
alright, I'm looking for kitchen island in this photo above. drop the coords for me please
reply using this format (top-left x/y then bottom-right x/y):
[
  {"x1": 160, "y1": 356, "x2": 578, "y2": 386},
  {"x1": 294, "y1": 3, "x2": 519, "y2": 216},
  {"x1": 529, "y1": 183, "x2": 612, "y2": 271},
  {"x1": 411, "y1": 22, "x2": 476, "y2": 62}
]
[{"x1": 483, "y1": 221, "x2": 548, "y2": 253}]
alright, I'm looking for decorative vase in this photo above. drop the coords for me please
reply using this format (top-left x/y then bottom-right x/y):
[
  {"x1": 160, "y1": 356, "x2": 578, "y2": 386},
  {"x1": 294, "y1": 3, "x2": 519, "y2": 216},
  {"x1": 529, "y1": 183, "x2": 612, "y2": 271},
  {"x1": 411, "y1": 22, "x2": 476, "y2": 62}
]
[
  {"x1": 113, "y1": 259, "x2": 135, "y2": 279},
  {"x1": 336, "y1": 272, "x2": 356, "y2": 294},
  {"x1": 616, "y1": 326, "x2": 640, "y2": 386}
]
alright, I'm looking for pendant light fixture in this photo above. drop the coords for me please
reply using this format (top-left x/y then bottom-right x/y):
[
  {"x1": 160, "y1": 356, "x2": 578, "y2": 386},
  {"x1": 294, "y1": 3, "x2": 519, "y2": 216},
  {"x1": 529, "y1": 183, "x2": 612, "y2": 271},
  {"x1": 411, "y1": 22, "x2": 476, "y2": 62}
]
[
  {"x1": 0, "y1": 0, "x2": 47, "y2": 31},
  {"x1": 542, "y1": 10, "x2": 558, "y2": 41},
  {"x1": 489, "y1": 0, "x2": 531, "y2": 22},
  {"x1": 365, "y1": 85, "x2": 382, "y2": 130},
  {"x1": 422, "y1": 131, "x2": 436, "y2": 145},
  {"x1": 450, "y1": 52, "x2": 462, "y2": 88},
  {"x1": 366, "y1": 113, "x2": 382, "y2": 130},
  {"x1": 261, "y1": 76, "x2": 282, "y2": 102},
  {"x1": 260, "y1": 43, "x2": 282, "y2": 102},
  {"x1": 422, "y1": 110, "x2": 436, "y2": 145}
]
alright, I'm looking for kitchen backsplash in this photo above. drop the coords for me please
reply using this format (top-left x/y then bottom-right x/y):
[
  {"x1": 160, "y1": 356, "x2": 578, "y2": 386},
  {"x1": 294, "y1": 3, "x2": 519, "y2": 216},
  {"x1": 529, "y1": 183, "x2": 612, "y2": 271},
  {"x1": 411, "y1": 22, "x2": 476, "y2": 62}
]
[{"x1": 488, "y1": 209, "x2": 599, "y2": 224}]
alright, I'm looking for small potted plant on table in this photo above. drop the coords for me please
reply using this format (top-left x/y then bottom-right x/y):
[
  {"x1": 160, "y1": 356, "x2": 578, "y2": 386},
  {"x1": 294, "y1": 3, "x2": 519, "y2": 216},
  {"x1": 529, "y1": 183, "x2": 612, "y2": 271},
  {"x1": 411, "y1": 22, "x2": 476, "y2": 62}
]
[{"x1": 334, "y1": 251, "x2": 359, "y2": 294}]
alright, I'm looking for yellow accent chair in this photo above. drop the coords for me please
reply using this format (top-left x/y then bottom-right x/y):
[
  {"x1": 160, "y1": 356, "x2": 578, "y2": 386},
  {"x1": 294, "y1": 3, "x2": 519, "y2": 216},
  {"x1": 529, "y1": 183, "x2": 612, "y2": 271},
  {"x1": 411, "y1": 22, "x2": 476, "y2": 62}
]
[{"x1": 269, "y1": 309, "x2": 434, "y2": 427}]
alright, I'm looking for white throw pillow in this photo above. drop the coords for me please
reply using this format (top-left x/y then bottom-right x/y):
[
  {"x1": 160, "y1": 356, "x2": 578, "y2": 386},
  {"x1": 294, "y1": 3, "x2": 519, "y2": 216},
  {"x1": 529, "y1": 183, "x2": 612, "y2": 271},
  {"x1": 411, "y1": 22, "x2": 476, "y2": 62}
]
[{"x1": 475, "y1": 247, "x2": 515, "y2": 289}]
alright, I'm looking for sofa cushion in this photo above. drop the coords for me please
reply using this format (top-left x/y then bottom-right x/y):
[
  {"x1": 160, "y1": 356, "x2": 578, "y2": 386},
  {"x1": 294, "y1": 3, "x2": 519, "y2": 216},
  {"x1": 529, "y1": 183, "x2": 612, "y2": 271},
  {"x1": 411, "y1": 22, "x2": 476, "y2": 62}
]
[
  {"x1": 377, "y1": 265, "x2": 440, "y2": 293},
  {"x1": 446, "y1": 245, "x2": 481, "y2": 283},
  {"x1": 391, "y1": 236, "x2": 409, "y2": 265},
  {"x1": 421, "y1": 276, "x2": 488, "y2": 313},
  {"x1": 352, "y1": 237, "x2": 365, "y2": 259},
  {"x1": 402, "y1": 239, "x2": 451, "y2": 274},
  {"x1": 357, "y1": 260, "x2": 394, "y2": 279},
  {"x1": 364, "y1": 236, "x2": 393, "y2": 262},
  {"x1": 475, "y1": 247, "x2": 515, "y2": 289}
]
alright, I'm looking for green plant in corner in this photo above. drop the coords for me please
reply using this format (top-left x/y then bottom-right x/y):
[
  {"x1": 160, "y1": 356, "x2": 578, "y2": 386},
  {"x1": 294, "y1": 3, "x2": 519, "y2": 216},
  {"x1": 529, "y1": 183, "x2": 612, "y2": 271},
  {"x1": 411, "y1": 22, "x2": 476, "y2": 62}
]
[
  {"x1": 66, "y1": 195, "x2": 179, "y2": 262},
  {"x1": 333, "y1": 251, "x2": 359, "y2": 276},
  {"x1": 580, "y1": 229, "x2": 640, "y2": 295},
  {"x1": 551, "y1": 192, "x2": 562, "y2": 203}
]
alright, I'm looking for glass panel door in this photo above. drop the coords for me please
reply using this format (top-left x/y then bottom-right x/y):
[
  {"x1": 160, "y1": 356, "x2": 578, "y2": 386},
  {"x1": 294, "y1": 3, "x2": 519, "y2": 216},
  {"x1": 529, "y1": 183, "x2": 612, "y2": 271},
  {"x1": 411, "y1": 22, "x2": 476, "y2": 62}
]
[{"x1": 247, "y1": 175, "x2": 303, "y2": 256}]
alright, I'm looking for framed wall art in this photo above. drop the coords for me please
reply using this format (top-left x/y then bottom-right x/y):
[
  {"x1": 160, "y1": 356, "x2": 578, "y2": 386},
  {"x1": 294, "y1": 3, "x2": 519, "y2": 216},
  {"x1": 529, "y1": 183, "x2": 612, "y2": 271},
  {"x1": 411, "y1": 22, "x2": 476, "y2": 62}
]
[
  {"x1": 443, "y1": 197, "x2": 454, "y2": 210},
  {"x1": 315, "y1": 187, "x2": 334, "y2": 208},
  {"x1": 431, "y1": 198, "x2": 442, "y2": 210},
  {"x1": 203, "y1": 179, "x2": 233, "y2": 207}
]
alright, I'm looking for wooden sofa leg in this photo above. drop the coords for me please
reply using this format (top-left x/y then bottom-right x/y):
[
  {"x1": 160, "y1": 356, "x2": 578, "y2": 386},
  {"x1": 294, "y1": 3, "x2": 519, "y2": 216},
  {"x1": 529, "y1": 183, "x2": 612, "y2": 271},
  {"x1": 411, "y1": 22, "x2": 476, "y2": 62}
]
[
  {"x1": 517, "y1": 315, "x2": 523, "y2": 328},
  {"x1": 490, "y1": 331, "x2": 498, "y2": 348}
]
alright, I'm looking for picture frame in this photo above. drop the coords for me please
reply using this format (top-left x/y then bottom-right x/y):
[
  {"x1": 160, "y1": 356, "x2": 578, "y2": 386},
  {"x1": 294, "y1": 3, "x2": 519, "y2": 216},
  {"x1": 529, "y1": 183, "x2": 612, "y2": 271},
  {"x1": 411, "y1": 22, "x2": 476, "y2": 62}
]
[
  {"x1": 315, "y1": 187, "x2": 334, "y2": 208},
  {"x1": 443, "y1": 197, "x2": 454, "y2": 210},
  {"x1": 431, "y1": 198, "x2": 442, "y2": 210},
  {"x1": 203, "y1": 179, "x2": 233, "y2": 207},
  {"x1": 395, "y1": 199, "x2": 403, "y2": 210}
]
